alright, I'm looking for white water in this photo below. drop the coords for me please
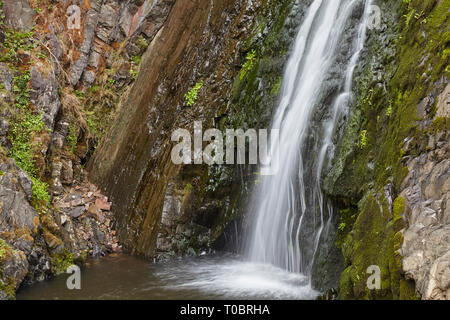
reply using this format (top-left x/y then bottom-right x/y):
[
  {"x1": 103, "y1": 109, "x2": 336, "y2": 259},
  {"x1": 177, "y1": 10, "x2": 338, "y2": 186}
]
[{"x1": 245, "y1": 0, "x2": 372, "y2": 290}]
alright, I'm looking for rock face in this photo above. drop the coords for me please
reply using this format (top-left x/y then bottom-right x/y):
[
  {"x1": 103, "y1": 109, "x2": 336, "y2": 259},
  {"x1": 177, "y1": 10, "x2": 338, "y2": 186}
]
[
  {"x1": 89, "y1": 0, "x2": 266, "y2": 257},
  {"x1": 88, "y1": 0, "x2": 303, "y2": 261},
  {"x1": 323, "y1": 0, "x2": 449, "y2": 300},
  {"x1": 400, "y1": 85, "x2": 450, "y2": 300},
  {"x1": 0, "y1": 158, "x2": 120, "y2": 299},
  {"x1": 2, "y1": 0, "x2": 36, "y2": 31}
]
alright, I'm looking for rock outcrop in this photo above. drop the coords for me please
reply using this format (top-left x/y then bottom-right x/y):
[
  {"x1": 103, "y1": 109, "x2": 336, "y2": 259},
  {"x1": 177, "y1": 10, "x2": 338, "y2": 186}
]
[{"x1": 400, "y1": 84, "x2": 450, "y2": 300}]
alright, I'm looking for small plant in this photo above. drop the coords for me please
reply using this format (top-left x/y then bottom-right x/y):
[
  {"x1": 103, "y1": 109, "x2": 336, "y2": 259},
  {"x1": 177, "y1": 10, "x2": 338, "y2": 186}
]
[
  {"x1": 66, "y1": 124, "x2": 78, "y2": 152},
  {"x1": 8, "y1": 70, "x2": 50, "y2": 214},
  {"x1": 358, "y1": 130, "x2": 368, "y2": 149},
  {"x1": 0, "y1": 30, "x2": 35, "y2": 63},
  {"x1": 338, "y1": 223, "x2": 346, "y2": 232},
  {"x1": 385, "y1": 100, "x2": 393, "y2": 117},
  {"x1": 185, "y1": 81, "x2": 204, "y2": 107},
  {"x1": 74, "y1": 90, "x2": 84, "y2": 99},
  {"x1": 90, "y1": 85, "x2": 100, "y2": 94},
  {"x1": 240, "y1": 49, "x2": 257, "y2": 80},
  {"x1": 31, "y1": 177, "x2": 50, "y2": 212},
  {"x1": 136, "y1": 36, "x2": 149, "y2": 50}
]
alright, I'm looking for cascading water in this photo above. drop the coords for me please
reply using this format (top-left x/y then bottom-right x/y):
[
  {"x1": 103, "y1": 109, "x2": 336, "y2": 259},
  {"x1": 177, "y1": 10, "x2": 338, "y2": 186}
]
[{"x1": 245, "y1": 0, "x2": 372, "y2": 284}]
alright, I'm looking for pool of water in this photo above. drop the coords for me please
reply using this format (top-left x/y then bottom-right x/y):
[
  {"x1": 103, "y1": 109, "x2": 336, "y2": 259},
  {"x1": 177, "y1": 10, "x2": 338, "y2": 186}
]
[{"x1": 17, "y1": 254, "x2": 319, "y2": 300}]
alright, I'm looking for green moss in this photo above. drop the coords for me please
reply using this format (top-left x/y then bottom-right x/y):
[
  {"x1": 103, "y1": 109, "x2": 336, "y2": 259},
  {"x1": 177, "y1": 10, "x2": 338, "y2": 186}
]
[
  {"x1": 336, "y1": 206, "x2": 358, "y2": 249},
  {"x1": 393, "y1": 196, "x2": 406, "y2": 231},
  {"x1": 0, "y1": 277, "x2": 16, "y2": 300},
  {"x1": 339, "y1": 194, "x2": 402, "y2": 299},
  {"x1": 50, "y1": 251, "x2": 75, "y2": 275},
  {"x1": 270, "y1": 77, "x2": 282, "y2": 97},
  {"x1": 429, "y1": 117, "x2": 450, "y2": 134},
  {"x1": 0, "y1": 238, "x2": 8, "y2": 262}
]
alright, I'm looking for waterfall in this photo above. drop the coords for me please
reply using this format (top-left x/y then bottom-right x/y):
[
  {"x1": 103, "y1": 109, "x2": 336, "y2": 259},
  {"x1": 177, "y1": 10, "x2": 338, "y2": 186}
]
[{"x1": 245, "y1": 0, "x2": 372, "y2": 281}]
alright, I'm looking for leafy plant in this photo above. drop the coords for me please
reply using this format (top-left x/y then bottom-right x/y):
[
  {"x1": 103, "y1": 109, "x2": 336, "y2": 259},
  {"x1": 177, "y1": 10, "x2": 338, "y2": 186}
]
[
  {"x1": 358, "y1": 130, "x2": 368, "y2": 149},
  {"x1": 185, "y1": 81, "x2": 204, "y2": 107},
  {"x1": 74, "y1": 90, "x2": 84, "y2": 99},
  {"x1": 0, "y1": 30, "x2": 35, "y2": 63},
  {"x1": 240, "y1": 49, "x2": 257, "y2": 80},
  {"x1": 8, "y1": 70, "x2": 50, "y2": 213}
]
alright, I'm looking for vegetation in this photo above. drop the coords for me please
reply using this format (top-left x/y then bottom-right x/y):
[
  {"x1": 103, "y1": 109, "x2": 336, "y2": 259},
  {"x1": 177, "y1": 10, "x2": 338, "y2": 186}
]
[
  {"x1": 240, "y1": 50, "x2": 257, "y2": 80},
  {"x1": 185, "y1": 81, "x2": 204, "y2": 107},
  {"x1": 0, "y1": 24, "x2": 51, "y2": 214}
]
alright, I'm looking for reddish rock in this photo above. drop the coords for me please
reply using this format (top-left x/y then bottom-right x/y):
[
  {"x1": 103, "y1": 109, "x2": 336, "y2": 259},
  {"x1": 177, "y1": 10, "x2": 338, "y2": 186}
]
[{"x1": 95, "y1": 197, "x2": 112, "y2": 211}]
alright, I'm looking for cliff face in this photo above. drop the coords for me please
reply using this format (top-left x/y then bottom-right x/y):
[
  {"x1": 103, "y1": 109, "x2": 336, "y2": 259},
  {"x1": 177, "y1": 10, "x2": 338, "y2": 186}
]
[
  {"x1": 324, "y1": 0, "x2": 449, "y2": 299},
  {"x1": 0, "y1": 0, "x2": 169, "y2": 298},
  {"x1": 88, "y1": 0, "x2": 301, "y2": 258}
]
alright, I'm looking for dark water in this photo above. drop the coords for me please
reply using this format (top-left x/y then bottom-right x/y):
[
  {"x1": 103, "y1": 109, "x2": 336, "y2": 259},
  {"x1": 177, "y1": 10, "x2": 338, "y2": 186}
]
[{"x1": 17, "y1": 254, "x2": 318, "y2": 300}]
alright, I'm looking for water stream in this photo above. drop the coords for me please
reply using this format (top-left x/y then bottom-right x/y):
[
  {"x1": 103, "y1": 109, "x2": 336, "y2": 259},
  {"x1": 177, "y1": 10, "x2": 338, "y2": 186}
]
[
  {"x1": 245, "y1": 0, "x2": 371, "y2": 283},
  {"x1": 18, "y1": 0, "x2": 371, "y2": 300}
]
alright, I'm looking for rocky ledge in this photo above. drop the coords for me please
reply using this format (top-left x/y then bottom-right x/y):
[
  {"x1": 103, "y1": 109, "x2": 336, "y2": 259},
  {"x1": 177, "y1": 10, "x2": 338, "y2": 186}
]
[{"x1": 0, "y1": 158, "x2": 120, "y2": 300}]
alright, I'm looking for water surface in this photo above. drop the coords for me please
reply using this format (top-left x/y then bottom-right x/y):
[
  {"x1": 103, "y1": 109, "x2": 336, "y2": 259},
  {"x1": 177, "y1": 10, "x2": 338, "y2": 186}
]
[{"x1": 17, "y1": 254, "x2": 318, "y2": 300}]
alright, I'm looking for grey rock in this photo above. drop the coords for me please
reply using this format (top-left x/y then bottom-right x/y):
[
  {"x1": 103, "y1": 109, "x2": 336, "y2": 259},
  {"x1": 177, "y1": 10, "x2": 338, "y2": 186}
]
[
  {"x1": 68, "y1": 206, "x2": 86, "y2": 219},
  {"x1": 18, "y1": 170, "x2": 33, "y2": 202},
  {"x1": 0, "y1": 184, "x2": 38, "y2": 232},
  {"x1": 3, "y1": 0, "x2": 36, "y2": 31},
  {"x1": 99, "y1": 4, "x2": 118, "y2": 29},
  {"x1": 88, "y1": 50, "x2": 101, "y2": 69},
  {"x1": 60, "y1": 159, "x2": 74, "y2": 185},
  {"x1": 435, "y1": 83, "x2": 450, "y2": 119},
  {"x1": 0, "y1": 119, "x2": 9, "y2": 136},
  {"x1": 30, "y1": 67, "x2": 61, "y2": 128},
  {"x1": 400, "y1": 102, "x2": 450, "y2": 300},
  {"x1": 0, "y1": 63, "x2": 13, "y2": 92},
  {"x1": 82, "y1": 70, "x2": 96, "y2": 86},
  {"x1": 46, "y1": 33, "x2": 63, "y2": 61},
  {"x1": 69, "y1": 2, "x2": 102, "y2": 86}
]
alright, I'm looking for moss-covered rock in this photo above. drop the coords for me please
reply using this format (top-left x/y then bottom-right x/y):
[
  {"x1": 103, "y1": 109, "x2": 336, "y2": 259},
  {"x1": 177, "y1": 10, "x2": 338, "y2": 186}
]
[{"x1": 328, "y1": 0, "x2": 449, "y2": 300}]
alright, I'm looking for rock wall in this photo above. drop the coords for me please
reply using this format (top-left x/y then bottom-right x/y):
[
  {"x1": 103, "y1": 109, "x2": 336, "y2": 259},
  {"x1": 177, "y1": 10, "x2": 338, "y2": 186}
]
[
  {"x1": 0, "y1": 0, "x2": 165, "y2": 299},
  {"x1": 88, "y1": 0, "x2": 301, "y2": 259},
  {"x1": 324, "y1": 0, "x2": 449, "y2": 300}
]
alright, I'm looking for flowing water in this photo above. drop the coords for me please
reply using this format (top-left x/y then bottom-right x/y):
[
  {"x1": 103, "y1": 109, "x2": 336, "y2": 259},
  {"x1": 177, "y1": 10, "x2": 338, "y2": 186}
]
[
  {"x1": 245, "y1": 0, "x2": 371, "y2": 284},
  {"x1": 18, "y1": 0, "x2": 371, "y2": 300}
]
